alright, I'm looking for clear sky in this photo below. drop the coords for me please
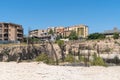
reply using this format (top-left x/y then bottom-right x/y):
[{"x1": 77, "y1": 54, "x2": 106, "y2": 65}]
[{"x1": 0, "y1": 0, "x2": 120, "y2": 35}]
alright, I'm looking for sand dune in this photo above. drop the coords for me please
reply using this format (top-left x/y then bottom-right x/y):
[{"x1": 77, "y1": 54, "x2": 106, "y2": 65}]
[{"x1": 0, "y1": 62, "x2": 120, "y2": 80}]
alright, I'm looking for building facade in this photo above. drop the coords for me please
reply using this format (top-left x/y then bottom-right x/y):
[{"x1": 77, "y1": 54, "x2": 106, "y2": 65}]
[
  {"x1": 63, "y1": 25, "x2": 88, "y2": 38},
  {"x1": 29, "y1": 29, "x2": 53, "y2": 40},
  {"x1": 29, "y1": 24, "x2": 89, "y2": 41},
  {"x1": 29, "y1": 29, "x2": 47, "y2": 37},
  {"x1": 55, "y1": 27, "x2": 64, "y2": 36},
  {"x1": 0, "y1": 22, "x2": 23, "y2": 41}
]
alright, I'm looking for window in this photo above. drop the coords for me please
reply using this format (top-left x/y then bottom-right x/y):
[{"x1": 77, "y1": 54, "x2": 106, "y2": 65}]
[
  {"x1": 0, "y1": 30, "x2": 2, "y2": 33},
  {"x1": 0, "y1": 34, "x2": 2, "y2": 37},
  {"x1": 4, "y1": 24, "x2": 8, "y2": 27},
  {"x1": 0, "y1": 24, "x2": 2, "y2": 27},
  {"x1": 42, "y1": 30, "x2": 44, "y2": 32}
]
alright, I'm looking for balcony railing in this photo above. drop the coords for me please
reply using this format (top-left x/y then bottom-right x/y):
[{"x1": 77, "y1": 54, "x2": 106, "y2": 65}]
[
  {"x1": 4, "y1": 37, "x2": 8, "y2": 39},
  {"x1": 17, "y1": 32, "x2": 23, "y2": 34},
  {"x1": 4, "y1": 27, "x2": 8, "y2": 29},
  {"x1": 17, "y1": 27, "x2": 23, "y2": 30},
  {"x1": 17, "y1": 37, "x2": 23, "y2": 39}
]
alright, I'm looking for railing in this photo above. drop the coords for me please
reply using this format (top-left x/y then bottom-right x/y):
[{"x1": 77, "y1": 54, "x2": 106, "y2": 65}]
[
  {"x1": 17, "y1": 27, "x2": 23, "y2": 30},
  {"x1": 17, "y1": 37, "x2": 23, "y2": 39},
  {"x1": 4, "y1": 27, "x2": 8, "y2": 29},
  {"x1": 17, "y1": 32, "x2": 23, "y2": 34}
]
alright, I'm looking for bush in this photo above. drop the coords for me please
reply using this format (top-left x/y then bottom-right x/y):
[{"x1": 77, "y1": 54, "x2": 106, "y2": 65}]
[
  {"x1": 91, "y1": 53, "x2": 106, "y2": 66},
  {"x1": 69, "y1": 31, "x2": 78, "y2": 40},
  {"x1": 65, "y1": 54, "x2": 74, "y2": 63},
  {"x1": 113, "y1": 56, "x2": 120, "y2": 64},
  {"x1": 104, "y1": 56, "x2": 120, "y2": 65},
  {"x1": 113, "y1": 32, "x2": 119, "y2": 39},
  {"x1": 79, "y1": 56, "x2": 85, "y2": 62},
  {"x1": 87, "y1": 33, "x2": 105, "y2": 40},
  {"x1": 35, "y1": 53, "x2": 55, "y2": 64},
  {"x1": 56, "y1": 40, "x2": 64, "y2": 47}
]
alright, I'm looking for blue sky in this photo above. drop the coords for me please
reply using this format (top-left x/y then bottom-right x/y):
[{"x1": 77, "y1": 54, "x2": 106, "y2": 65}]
[{"x1": 0, "y1": 0, "x2": 120, "y2": 35}]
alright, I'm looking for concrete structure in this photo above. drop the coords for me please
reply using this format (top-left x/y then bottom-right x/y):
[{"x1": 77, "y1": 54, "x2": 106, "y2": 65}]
[
  {"x1": 29, "y1": 29, "x2": 56, "y2": 41},
  {"x1": 63, "y1": 25, "x2": 88, "y2": 38},
  {"x1": 0, "y1": 22, "x2": 23, "y2": 41},
  {"x1": 103, "y1": 27, "x2": 120, "y2": 38},
  {"x1": 29, "y1": 29, "x2": 47, "y2": 37}
]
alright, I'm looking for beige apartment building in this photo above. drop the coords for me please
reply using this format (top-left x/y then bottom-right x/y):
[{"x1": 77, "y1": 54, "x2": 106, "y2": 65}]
[
  {"x1": 30, "y1": 24, "x2": 89, "y2": 40},
  {"x1": 0, "y1": 22, "x2": 23, "y2": 41},
  {"x1": 63, "y1": 25, "x2": 88, "y2": 38}
]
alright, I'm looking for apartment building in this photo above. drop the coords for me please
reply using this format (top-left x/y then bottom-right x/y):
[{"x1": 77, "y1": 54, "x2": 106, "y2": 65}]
[
  {"x1": 30, "y1": 24, "x2": 89, "y2": 41},
  {"x1": 63, "y1": 25, "x2": 88, "y2": 38},
  {"x1": 55, "y1": 27, "x2": 64, "y2": 36},
  {"x1": 0, "y1": 22, "x2": 23, "y2": 41},
  {"x1": 29, "y1": 29, "x2": 52, "y2": 40},
  {"x1": 29, "y1": 29, "x2": 48, "y2": 37}
]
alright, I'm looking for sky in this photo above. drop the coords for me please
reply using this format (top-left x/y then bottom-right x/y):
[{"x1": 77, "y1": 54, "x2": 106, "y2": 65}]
[{"x1": 0, "y1": 0, "x2": 120, "y2": 35}]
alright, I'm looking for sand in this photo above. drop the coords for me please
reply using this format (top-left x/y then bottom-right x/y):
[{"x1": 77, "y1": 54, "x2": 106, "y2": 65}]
[{"x1": 0, "y1": 62, "x2": 120, "y2": 80}]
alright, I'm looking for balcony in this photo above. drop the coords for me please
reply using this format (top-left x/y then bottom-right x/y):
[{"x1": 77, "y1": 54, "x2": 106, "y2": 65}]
[
  {"x1": 0, "y1": 37, "x2": 2, "y2": 40},
  {"x1": 4, "y1": 27, "x2": 8, "y2": 29},
  {"x1": 17, "y1": 27, "x2": 23, "y2": 30},
  {"x1": 17, "y1": 32, "x2": 23, "y2": 35},
  {"x1": 4, "y1": 37, "x2": 8, "y2": 40},
  {"x1": 0, "y1": 27, "x2": 2, "y2": 29},
  {"x1": 17, "y1": 37, "x2": 23, "y2": 40},
  {"x1": 4, "y1": 32, "x2": 8, "y2": 34}
]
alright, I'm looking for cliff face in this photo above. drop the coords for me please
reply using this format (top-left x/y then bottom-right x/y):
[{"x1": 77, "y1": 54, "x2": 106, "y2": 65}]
[
  {"x1": 66, "y1": 39, "x2": 120, "y2": 54},
  {"x1": 0, "y1": 43, "x2": 62, "y2": 62},
  {"x1": 0, "y1": 46, "x2": 41, "y2": 62},
  {"x1": 0, "y1": 39, "x2": 120, "y2": 62}
]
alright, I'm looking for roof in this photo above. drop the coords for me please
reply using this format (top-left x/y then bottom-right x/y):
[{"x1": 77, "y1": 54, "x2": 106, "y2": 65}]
[
  {"x1": 0, "y1": 22, "x2": 22, "y2": 26},
  {"x1": 103, "y1": 27, "x2": 120, "y2": 34}
]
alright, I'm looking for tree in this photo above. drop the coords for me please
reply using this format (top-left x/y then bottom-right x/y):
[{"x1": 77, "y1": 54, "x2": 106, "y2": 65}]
[
  {"x1": 87, "y1": 33, "x2": 105, "y2": 40},
  {"x1": 48, "y1": 29, "x2": 54, "y2": 35},
  {"x1": 69, "y1": 31, "x2": 78, "y2": 40},
  {"x1": 56, "y1": 34, "x2": 62, "y2": 40},
  {"x1": 113, "y1": 32, "x2": 119, "y2": 39}
]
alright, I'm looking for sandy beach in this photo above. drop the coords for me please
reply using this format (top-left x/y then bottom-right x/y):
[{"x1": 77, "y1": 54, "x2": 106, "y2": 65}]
[{"x1": 0, "y1": 62, "x2": 119, "y2": 80}]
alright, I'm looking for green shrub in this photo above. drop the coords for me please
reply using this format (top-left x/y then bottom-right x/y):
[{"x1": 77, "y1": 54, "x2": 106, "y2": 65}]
[
  {"x1": 113, "y1": 56, "x2": 120, "y2": 64},
  {"x1": 91, "y1": 53, "x2": 106, "y2": 66},
  {"x1": 92, "y1": 57, "x2": 106, "y2": 66},
  {"x1": 79, "y1": 56, "x2": 85, "y2": 62},
  {"x1": 65, "y1": 54, "x2": 74, "y2": 63},
  {"x1": 69, "y1": 31, "x2": 78, "y2": 40},
  {"x1": 35, "y1": 53, "x2": 55, "y2": 64},
  {"x1": 87, "y1": 33, "x2": 105, "y2": 40},
  {"x1": 113, "y1": 32, "x2": 119, "y2": 39},
  {"x1": 92, "y1": 53, "x2": 97, "y2": 60}
]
